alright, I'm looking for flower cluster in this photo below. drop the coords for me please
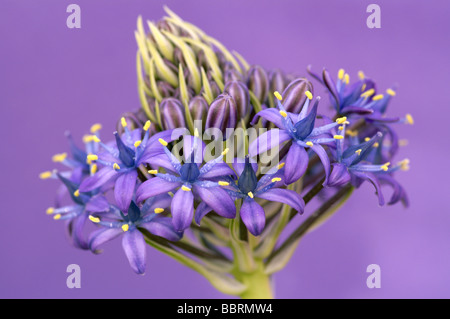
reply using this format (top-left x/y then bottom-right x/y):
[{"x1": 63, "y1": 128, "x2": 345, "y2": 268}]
[{"x1": 41, "y1": 8, "x2": 411, "y2": 296}]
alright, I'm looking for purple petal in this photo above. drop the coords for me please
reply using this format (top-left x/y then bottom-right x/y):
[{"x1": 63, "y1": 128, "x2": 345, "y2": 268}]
[
  {"x1": 171, "y1": 188, "x2": 194, "y2": 232},
  {"x1": 79, "y1": 167, "x2": 118, "y2": 192},
  {"x1": 240, "y1": 198, "x2": 265, "y2": 236},
  {"x1": 141, "y1": 193, "x2": 173, "y2": 215},
  {"x1": 341, "y1": 105, "x2": 374, "y2": 115},
  {"x1": 145, "y1": 153, "x2": 178, "y2": 174},
  {"x1": 182, "y1": 135, "x2": 206, "y2": 164},
  {"x1": 114, "y1": 170, "x2": 138, "y2": 213},
  {"x1": 122, "y1": 229, "x2": 146, "y2": 274},
  {"x1": 194, "y1": 186, "x2": 236, "y2": 219},
  {"x1": 328, "y1": 163, "x2": 351, "y2": 187},
  {"x1": 88, "y1": 227, "x2": 123, "y2": 252},
  {"x1": 257, "y1": 188, "x2": 305, "y2": 214},
  {"x1": 232, "y1": 158, "x2": 258, "y2": 176},
  {"x1": 251, "y1": 108, "x2": 286, "y2": 129},
  {"x1": 284, "y1": 142, "x2": 308, "y2": 185},
  {"x1": 378, "y1": 174, "x2": 409, "y2": 207},
  {"x1": 85, "y1": 195, "x2": 109, "y2": 213},
  {"x1": 200, "y1": 162, "x2": 236, "y2": 179},
  {"x1": 71, "y1": 212, "x2": 89, "y2": 250},
  {"x1": 136, "y1": 178, "x2": 180, "y2": 204},
  {"x1": 311, "y1": 144, "x2": 331, "y2": 186},
  {"x1": 194, "y1": 202, "x2": 213, "y2": 225},
  {"x1": 248, "y1": 129, "x2": 291, "y2": 157},
  {"x1": 141, "y1": 216, "x2": 183, "y2": 241},
  {"x1": 139, "y1": 128, "x2": 188, "y2": 164},
  {"x1": 351, "y1": 171, "x2": 385, "y2": 206}
]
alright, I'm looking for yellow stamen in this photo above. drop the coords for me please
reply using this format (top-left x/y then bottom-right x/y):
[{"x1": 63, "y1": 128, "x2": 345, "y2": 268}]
[
  {"x1": 121, "y1": 224, "x2": 129, "y2": 232},
  {"x1": 405, "y1": 114, "x2": 414, "y2": 125},
  {"x1": 344, "y1": 73, "x2": 350, "y2": 85},
  {"x1": 120, "y1": 117, "x2": 127, "y2": 128},
  {"x1": 373, "y1": 142, "x2": 379, "y2": 148},
  {"x1": 143, "y1": 120, "x2": 151, "y2": 131},
  {"x1": 74, "y1": 189, "x2": 80, "y2": 197},
  {"x1": 87, "y1": 154, "x2": 98, "y2": 162},
  {"x1": 364, "y1": 137, "x2": 371, "y2": 142},
  {"x1": 355, "y1": 149, "x2": 362, "y2": 156},
  {"x1": 148, "y1": 170, "x2": 158, "y2": 174},
  {"x1": 336, "y1": 116, "x2": 347, "y2": 124},
  {"x1": 247, "y1": 192, "x2": 254, "y2": 199},
  {"x1": 158, "y1": 138, "x2": 168, "y2": 146},
  {"x1": 305, "y1": 90, "x2": 313, "y2": 100},
  {"x1": 222, "y1": 148, "x2": 229, "y2": 156},
  {"x1": 361, "y1": 88, "x2": 375, "y2": 98},
  {"x1": 53, "y1": 214, "x2": 61, "y2": 220},
  {"x1": 306, "y1": 141, "x2": 313, "y2": 146},
  {"x1": 338, "y1": 126, "x2": 344, "y2": 131},
  {"x1": 338, "y1": 68, "x2": 345, "y2": 80},
  {"x1": 113, "y1": 163, "x2": 121, "y2": 170},
  {"x1": 134, "y1": 140, "x2": 142, "y2": 148},
  {"x1": 271, "y1": 177, "x2": 282, "y2": 183},
  {"x1": 46, "y1": 207, "x2": 55, "y2": 215},
  {"x1": 39, "y1": 171, "x2": 52, "y2": 179},
  {"x1": 274, "y1": 91, "x2": 282, "y2": 101},
  {"x1": 52, "y1": 153, "x2": 67, "y2": 163},
  {"x1": 90, "y1": 164, "x2": 98, "y2": 175},
  {"x1": 399, "y1": 159, "x2": 410, "y2": 171},
  {"x1": 346, "y1": 130, "x2": 358, "y2": 137},
  {"x1": 218, "y1": 181, "x2": 229, "y2": 186},
  {"x1": 181, "y1": 186, "x2": 191, "y2": 191},
  {"x1": 381, "y1": 162, "x2": 391, "y2": 172},
  {"x1": 277, "y1": 162, "x2": 285, "y2": 169},
  {"x1": 361, "y1": 83, "x2": 367, "y2": 92},
  {"x1": 358, "y1": 71, "x2": 365, "y2": 80},
  {"x1": 89, "y1": 215, "x2": 100, "y2": 223},
  {"x1": 372, "y1": 94, "x2": 384, "y2": 101},
  {"x1": 386, "y1": 88, "x2": 396, "y2": 96},
  {"x1": 333, "y1": 135, "x2": 344, "y2": 140},
  {"x1": 154, "y1": 208, "x2": 164, "y2": 214},
  {"x1": 279, "y1": 110, "x2": 287, "y2": 118},
  {"x1": 90, "y1": 123, "x2": 102, "y2": 133},
  {"x1": 83, "y1": 135, "x2": 101, "y2": 143}
]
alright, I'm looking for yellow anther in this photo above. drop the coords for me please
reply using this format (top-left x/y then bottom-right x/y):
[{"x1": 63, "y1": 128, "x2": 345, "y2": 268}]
[
  {"x1": 333, "y1": 135, "x2": 344, "y2": 140},
  {"x1": 113, "y1": 163, "x2": 121, "y2": 170},
  {"x1": 222, "y1": 148, "x2": 229, "y2": 156},
  {"x1": 53, "y1": 214, "x2": 62, "y2": 220},
  {"x1": 158, "y1": 138, "x2": 168, "y2": 146},
  {"x1": 306, "y1": 141, "x2": 313, "y2": 146},
  {"x1": 373, "y1": 142, "x2": 379, "y2": 148},
  {"x1": 121, "y1": 224, "x2": 129, "y2": 232},
  {"x1": 143, "y1": 120, "x2": 151, "y2": 131},
  {"x1": 271, "y1": 177, "x2": 282, "y2": 183},
  {"x1": 381, "y1": 162, "x2": 391, "y2": 171},
  {"x1": 355, "y1": 149, "x2": 362, "y2": 156},
  {"x1": 39, "y1": 171, "x2": 52, "y2": 179},
  {"x1": 277, "y1": 162, "x2": 285, "y2": 169},
  {"x1": 134, "y1": 140, "x2": 142, "y2": 148},
  {"x1": 154, "y1": 208, "x2": 165, "y2": 214},
  {"x1": 364, "y1": 137, "x2": 371, "y2": 142},
  {"x1": 279, "y1": 111, "x2": 287, "y2": 118},
  {"x1": 338, "y1": 126, "x2": 344, "y2": 131},
  {"x1": 90, "y1": 164, "x2": 98, "y2": 175},
  {"x1": 218, "y1": 181, "x2": 229, "y2": 186},
  {"x1": 83, "y1": 135, "x2": 101, "y2": 143},
  {"x1": 74, "y1": 189, "x2": 80, "y2": 197},
  {"x1": 247, "y1": 192, "x2": 254, "y2": 199},
  {"x1": 344, "y1": 73, "x2": 350, "y2": 85},
  {"x1": 90, "y1": 123, "x2": 102, "y2": 133},
  {"x1": 181, "y1": 186, "x2": 191, "y2": 191},
  {"x1": 46, "y1": 207, "x2": 55, "y2": 215},
  {"x1": 338, "y1": 68, "x2": 345, "y2": 80},
  {"x1": 121, "y1": 117, "x2": 128, "y2": 128},
  {"x1": 274, "y1": 91, "x2": 282, "y2": 101},
  {"x1": 361, "y1": 83, "x2": 367, "y2": 92},
  {"x1": 336, "y1": 116, "x2": 347, "y2": 124},
  {"x1": 399, "y1": 159, "x2": 410, "y2": 171},
  {"x1": 372, "y1": 94, "x2": 384, "y2": 101},
  {"x1": 358, "y1": 71, "x2": 365, "y2": 80},
  {"x1": 89, "y1": 215, "x2": 100, "y2": 223},
  {"x1": 305, "y1": 90, "x2": 313, "y2": 100},
  {"x1": 148, "y1": 170, "x2": 158, "y2": 174},
  {"x1": 386, "y1": 88, "x2": 396, "y2": 96},
  {"x1": 87, "y1": 154, "x2": 98, "y2": 162},
  {"x1": 361, "y1": 88, "x2": 375, "y2": 98},
  {"x1": 405, "y1": 114, "x2": 414, "y2": 125},
  {"x1": 194, "y1": 127, "x2": 199, "y2": 137},
  {"x1": 346, "y1": 130, "x2": 358, "y2": 137},
  {"x1": 52, "y1": 153, "x2": 67, "y2": 163}
]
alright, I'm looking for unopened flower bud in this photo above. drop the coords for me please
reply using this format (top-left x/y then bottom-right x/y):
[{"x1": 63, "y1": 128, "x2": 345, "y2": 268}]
[
  {"x1": 247, "y1": 65, "x2": 269, "y2": 103},
  {"x1": 269, "y1": 69, "x2": 288, "y2": 95},
  {"x1": 224, "y1": 81, "x2": 250, "y2": 118},
  {"x1": 224, "y1": 69, "x2": 243, "y2": 82},
  {"x1": 160, "y1": 98, "x2": 186, "y2": 130},
  {"x1": 189, "y1": 96, "x2": 209, "y2": 122},
  {"x1": 205, "y1": 93, "x2": 237, "y2": 139},
  {"x1": 281, "y1": 78, "x2": 314, "y2": 113},
  {"x1": 157, "y1": 81, "x2": 175, "y2": 98}
]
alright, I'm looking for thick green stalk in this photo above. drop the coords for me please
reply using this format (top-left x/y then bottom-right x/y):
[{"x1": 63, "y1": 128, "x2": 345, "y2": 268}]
[{"x1": 233, "y1": 261, "x2": 273, "y2": 299}]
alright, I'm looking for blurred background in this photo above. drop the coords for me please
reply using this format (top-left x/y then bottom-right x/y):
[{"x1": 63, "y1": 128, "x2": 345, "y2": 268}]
[{"x1": 1, "y1": 0, "x2": 449, "y2": 298}]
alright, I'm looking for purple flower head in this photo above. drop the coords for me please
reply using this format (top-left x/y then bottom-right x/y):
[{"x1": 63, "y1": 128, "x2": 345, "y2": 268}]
[
  {"x1": 207, "y1": 157, "x2": 304, "y2": 236},
  {"x1": 79, "y1": 119, "x2": 184, "y2": 214},
  {"x1": 250, "y1": 90, "x2": 346, "y2": 185},
  {"x1": 87, "y1": 196, "x2": 181, "y2": 274},
  {"x1": 136, "y1": 134, "x2": 236, "y2": 232}
]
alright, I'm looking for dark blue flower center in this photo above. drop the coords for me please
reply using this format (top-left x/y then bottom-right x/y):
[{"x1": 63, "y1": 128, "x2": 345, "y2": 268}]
[
  {"x1": 180, "y1": 162, "x2": 200, "y2": 183},
  {"x1": 120, "y1": 201, "x2": 141, "y2": 223},
  {"x1": 114, "y1": 132, "x2": 136, "y2": 168},
  {"x1": 238, "y1": 157, "x2": 258, "y2": 194}
]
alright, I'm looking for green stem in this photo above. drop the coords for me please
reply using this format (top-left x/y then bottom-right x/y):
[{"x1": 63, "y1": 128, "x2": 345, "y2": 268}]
[{"x1": 234, "y1": 261, "x2": 273, "y2": 299}]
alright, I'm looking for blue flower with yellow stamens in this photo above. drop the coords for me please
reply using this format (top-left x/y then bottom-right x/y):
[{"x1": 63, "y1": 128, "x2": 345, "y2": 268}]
[
  {"x1": 135, "y1": 134, "x2": 236, "y2": 232},
  {"x1": 250, "y1": 91, "x2": 346, "y2": 185},
  {"x1": 87, "y1": 197, "x2": 182, "y2": 274}
]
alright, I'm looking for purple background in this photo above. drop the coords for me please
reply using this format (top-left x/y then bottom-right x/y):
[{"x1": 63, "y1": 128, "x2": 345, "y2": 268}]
[{"x1": 1, "y1": 0, "x2": 449, "y2": 298}]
